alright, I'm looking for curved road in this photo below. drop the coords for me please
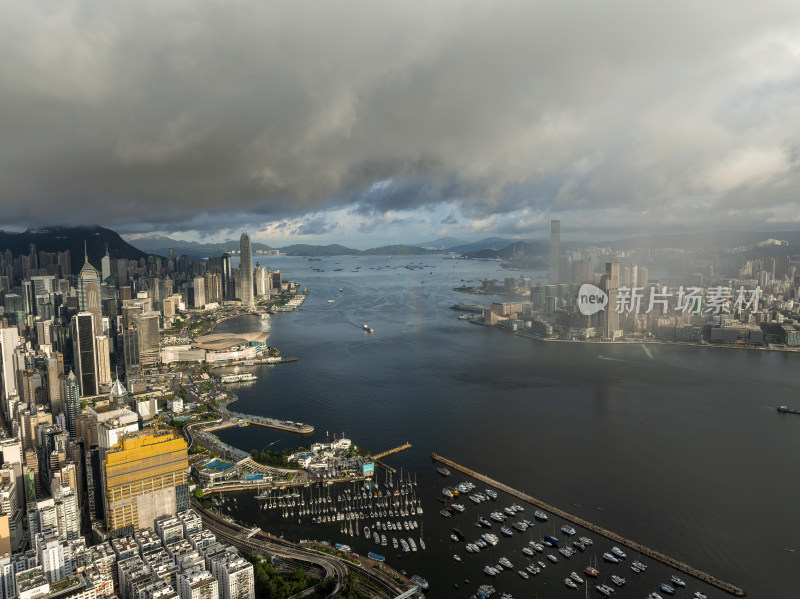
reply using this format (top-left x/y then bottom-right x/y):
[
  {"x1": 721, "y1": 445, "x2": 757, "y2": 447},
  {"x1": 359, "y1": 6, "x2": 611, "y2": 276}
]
[{"x1": 191, "y1": 498, "x2": 403, "y2": 598}]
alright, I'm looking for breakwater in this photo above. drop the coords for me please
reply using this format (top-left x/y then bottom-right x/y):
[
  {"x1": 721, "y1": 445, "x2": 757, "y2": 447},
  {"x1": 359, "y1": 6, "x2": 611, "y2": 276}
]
[{"x1": 431, "y1": 453, "x2": 746, "y2": 597}]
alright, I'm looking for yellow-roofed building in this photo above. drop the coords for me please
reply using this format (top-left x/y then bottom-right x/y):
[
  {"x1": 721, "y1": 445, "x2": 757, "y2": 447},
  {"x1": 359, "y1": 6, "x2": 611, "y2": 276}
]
[{"x1": 103, "y1": 430, "x2": 189, "y2": 538}]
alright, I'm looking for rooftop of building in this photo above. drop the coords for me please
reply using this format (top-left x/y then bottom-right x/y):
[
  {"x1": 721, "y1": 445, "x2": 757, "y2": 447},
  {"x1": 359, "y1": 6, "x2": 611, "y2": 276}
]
[{"x1": 191, "y1": 331, "x2": 270, "y2": 350}]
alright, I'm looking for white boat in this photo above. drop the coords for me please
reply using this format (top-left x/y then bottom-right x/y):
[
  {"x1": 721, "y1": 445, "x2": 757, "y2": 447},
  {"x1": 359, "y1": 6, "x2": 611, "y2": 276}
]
[
  {"x1": 561, "y1": 524, "x2": 576, "y2": 535},
  {"x1": 670, "y1": 575, "x2": 686, "y2": 587},
  {"x1": 611, "y1": 546, "x2": 627, "y2": 559},
  {"x1": 564, "y1": 578, "x2": 578, "y2": 589}
]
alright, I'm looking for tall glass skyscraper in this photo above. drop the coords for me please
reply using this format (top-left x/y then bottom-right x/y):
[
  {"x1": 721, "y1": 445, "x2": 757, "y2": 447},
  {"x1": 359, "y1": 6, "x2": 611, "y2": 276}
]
[{"x1": 239, "y1": 232, "x2": 254, "y2": 309}]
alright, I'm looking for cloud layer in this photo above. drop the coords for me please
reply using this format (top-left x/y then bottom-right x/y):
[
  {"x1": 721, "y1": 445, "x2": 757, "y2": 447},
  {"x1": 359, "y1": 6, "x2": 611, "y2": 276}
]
[{"x1": 1, "y1": 1, "x2": 800, "y2": 242}]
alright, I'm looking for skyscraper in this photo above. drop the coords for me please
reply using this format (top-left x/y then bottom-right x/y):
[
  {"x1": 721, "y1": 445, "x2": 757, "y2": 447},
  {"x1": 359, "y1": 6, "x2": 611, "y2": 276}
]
[
  {"x1": 600, "y1": 262, "x2": 620, "y2": 339},
  {"x1": 103, "y1": 430, "x2": 189, "y2": 538},
  {"x1": 549, "y1": 220, "x2": 560, "y2": 284},
  {"x1": 72, "y1": 313, "x2": 98, "y2": 397},
  {"x1": 239, "y1": 232, "x2": 254, "y2": 309},
  {"x1": 0, "y1": 327, "x2": 19, "y2": 408},
  {"x1": 64, "y1": 372, "x2": 80, "y2": 437},
  {"x1": 78, "y1": 246, "x2": 101, "y2": 331}
]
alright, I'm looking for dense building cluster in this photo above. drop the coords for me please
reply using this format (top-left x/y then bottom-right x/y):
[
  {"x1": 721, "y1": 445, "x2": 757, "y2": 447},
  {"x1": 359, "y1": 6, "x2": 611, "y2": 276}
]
[
  {"x1": 0, "y1": 234, "x2": 270, "y2": 598},
  {"x1": 481, "y1": 222, "x2": 800, "y2": 345}
]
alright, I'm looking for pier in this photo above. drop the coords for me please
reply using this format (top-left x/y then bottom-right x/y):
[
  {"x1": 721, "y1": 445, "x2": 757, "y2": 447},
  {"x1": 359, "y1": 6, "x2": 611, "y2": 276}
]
[
  {"x1": 371, "y1": 443, "x2": 411, "y2": 474},
  {"x1": 431, "y1": 453, "x2": 746, "y2": 597},
  {"x1": 371, "y1": 443, "x2": 412, "y2": 460}
]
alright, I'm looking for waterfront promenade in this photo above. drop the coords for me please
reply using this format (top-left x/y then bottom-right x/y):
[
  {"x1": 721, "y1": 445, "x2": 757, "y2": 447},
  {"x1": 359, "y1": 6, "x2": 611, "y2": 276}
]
[{"x1": 432, "y1": 453, "x2": 747, "y2": 597}]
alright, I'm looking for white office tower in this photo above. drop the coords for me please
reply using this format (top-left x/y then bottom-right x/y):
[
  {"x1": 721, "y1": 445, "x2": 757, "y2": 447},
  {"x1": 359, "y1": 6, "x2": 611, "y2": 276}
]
[
  {"x1": 217, "y1": 556, "x2": 254, "y2": 599},
  {"x1": 178, "y1": 566, "x2": 218, "y2": 599},
  {"x1": 239, "y1": 233, "x2": 254, "y2": 309}
]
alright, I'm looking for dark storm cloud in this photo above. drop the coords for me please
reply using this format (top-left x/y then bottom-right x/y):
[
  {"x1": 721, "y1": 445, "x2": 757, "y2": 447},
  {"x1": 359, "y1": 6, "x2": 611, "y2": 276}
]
[
  {"x1": 1, "y1": 1, "x2": 800, "y2": 235},
  {"x1": 294, "y1": 217, "x2": 337, "y2": 236}
]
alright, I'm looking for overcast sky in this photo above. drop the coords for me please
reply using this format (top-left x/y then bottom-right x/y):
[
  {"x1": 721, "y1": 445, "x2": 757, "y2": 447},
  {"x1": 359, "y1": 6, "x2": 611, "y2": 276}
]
[{"x1": 2, "y1": 1, "x2": 800, "y2": 247}]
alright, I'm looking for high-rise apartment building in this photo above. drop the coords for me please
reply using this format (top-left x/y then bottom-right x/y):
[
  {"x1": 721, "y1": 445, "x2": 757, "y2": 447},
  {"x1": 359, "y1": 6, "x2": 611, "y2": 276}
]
[
  {"x1": 549, "y1": 220, "x2": 560, "y2": 285},
  {"x1": 238, "y1": 233, "x2": 254, "y2": 309},
  {"x1": 103, "y1": 431, "x2": 189, "y2": 538},
  {"x1": 0, "y1": 328, "x2": 19, "y2": 410}
]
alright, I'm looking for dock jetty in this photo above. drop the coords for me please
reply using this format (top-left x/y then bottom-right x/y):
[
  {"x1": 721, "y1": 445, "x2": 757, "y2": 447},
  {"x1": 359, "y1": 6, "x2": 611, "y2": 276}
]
[
  {"x1": 431, "y1": 453, "x2": 746, "y2": 597},
  {"x1": 371, "y1": 443, "x2": 412, "y2": 460},
  {"x1": 371, "y1": 443, "x2": 412, "y2": 474}
]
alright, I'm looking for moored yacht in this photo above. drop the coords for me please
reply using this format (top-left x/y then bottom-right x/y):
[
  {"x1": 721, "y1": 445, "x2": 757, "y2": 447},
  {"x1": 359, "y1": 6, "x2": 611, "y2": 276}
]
[
  {"x1": 561, "y1": 524, "x2": 576, "y2": 535},
  {"x1": 602, "y1": 552, "x2": 619, "y2": 563},
  {"x1": 534, "y1": 510, "x2": 548, "y2": 521},
  {"x1": 564, "y1": 578, "x2": 578, "y2": 589},
  {"x1": 670, "y1": 575, "x2": 686, "y2": 587},
  {"x1": 660, "y1": 583, "x2": 676, "y2": 595},
  {"x1": 610, "y1": 546, "x2": 627, "y2": 559}
]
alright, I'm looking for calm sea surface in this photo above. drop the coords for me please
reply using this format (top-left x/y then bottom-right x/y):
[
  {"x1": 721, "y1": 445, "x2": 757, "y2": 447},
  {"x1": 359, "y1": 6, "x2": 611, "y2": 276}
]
[{"x1": 213, "y1": 255, "x2": 800, "y2": 598}]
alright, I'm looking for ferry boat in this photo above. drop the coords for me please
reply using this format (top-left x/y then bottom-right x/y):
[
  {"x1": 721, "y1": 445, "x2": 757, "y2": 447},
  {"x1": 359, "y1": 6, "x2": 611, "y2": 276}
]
[
  {"x1": 367, "y1": 552, "x2": 385, "y2": 562},
  {"x1": 219, "y1": 372, "x2": 257, "y2": 383}
]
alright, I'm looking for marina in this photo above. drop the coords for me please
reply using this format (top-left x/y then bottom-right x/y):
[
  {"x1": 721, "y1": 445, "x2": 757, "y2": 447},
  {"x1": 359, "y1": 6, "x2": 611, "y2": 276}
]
[{"x1": 431, "y1": 453, "x2": 747, "y2": 597}]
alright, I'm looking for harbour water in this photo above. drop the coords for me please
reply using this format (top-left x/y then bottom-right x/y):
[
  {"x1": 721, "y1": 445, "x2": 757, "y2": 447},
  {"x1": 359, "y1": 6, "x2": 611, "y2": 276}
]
[{"x1": 213, "y1": 255, "x2": 800, "y2": 598}]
